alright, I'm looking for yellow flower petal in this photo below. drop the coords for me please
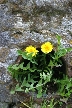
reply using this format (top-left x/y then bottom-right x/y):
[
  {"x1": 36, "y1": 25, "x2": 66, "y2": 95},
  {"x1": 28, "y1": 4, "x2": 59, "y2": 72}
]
[
  {"x1": 25, "y1": 45, "x2": 39, "y2": 56},
  {"x1": 41, "y1": 42, "x2": 53, "y2": 54}
]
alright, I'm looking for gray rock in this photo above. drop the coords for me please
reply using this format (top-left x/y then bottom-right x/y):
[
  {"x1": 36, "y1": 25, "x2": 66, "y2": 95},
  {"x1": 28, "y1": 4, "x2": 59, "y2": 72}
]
[
  {"x1": 0, "y1": 102, "x2": 8, "y2": 108},
  {"x1": 0, "y1": 0, "x2": 72, "y2": 106}
]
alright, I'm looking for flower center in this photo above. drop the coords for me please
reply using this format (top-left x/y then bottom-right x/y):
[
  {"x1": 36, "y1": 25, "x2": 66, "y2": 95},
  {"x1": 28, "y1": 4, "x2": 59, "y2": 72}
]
[{"x1": 45, "y1": 45, "x2": 49, "y2": 50}]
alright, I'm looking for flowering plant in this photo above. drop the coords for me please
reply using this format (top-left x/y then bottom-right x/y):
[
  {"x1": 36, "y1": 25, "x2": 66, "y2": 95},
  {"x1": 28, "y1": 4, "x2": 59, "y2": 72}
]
[{"x1": 8, "y1": 35, "x2": 72, "y2": 98}]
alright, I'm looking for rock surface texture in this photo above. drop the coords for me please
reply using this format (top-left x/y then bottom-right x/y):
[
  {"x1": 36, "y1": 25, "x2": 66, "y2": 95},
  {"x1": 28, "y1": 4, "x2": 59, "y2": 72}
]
[{"x1": 0, "y1": 0, "x2": 72, "y2": 107}]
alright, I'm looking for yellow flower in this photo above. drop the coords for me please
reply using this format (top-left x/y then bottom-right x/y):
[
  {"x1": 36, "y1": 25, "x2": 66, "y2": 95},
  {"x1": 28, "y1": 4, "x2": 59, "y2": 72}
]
[
  {"x1": 41, "y1": 42, "x2": 53, "y2": 54},
  {"x1": 25, "y1": 45, "x2": 39, "y2": 56}
]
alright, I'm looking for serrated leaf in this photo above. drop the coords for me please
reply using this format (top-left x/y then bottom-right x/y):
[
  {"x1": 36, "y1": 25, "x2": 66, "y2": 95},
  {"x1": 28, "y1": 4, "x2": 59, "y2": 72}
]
[
  {"x1": 15, "y1": 84, "x2": 24, "y2": 91},
  {"x1": 21, "y1": 62, "x2": 30, "y2": 71},
  {"x1": 56, "y1": 35, "x2": 61, "y2": 45},
  {"x1": 25, "y1": 83, "x2": 30, "y2": 87},
  {"x1": 66, "y1": 47, "x2": 72, "y2": 52},
  {"x1": 40, "y1": 73, "x2": 42, "y2": 78},
  {"x1": 7, "y1": 65, "x2": 14, "y2": 74},
  {"x1": 21, "y1": 77, "x2": 31, "y2": 88},
  {"x1": 15, "y1": 83, "x2": 20, "y2": 89},
  {"x1": 36, "y1": 80, "x2": 42, "y2": 88},
  {"x1": 31, "y1": 59, "x2": 38, "y2": 65},
  {"x1": 37, "y1": 87, "x2": 42, "y2": 98},
  {"x1": 26, "y1": 62, "x2": 30, "y2": 69},
  {"x1": 48, "y1": 60, "x2": 54, "y2": 66},
  {"x1": 28, "y1": 74, "x2": 30, "y2": 81},
  {"x1": 17, "y1": 50, "x2": 23, "y2": 55},
  {"x1": 10, "y1": 90, "x2": 15, "y2": 94},
  {"x1": 21, "y1": 78, "x2": 26, "y2": 87},
  {"x1": 22, "y1": 52, "x2": 29, "y2": 59},
  {"x1": 29, "y1": 68, "x2": 36, "y2": 72},
  {"x1": 43, "y1": 72, "x2": 46, "y2": 80},
  {"x1": 12, "y1": 64, "x2": 19, "y2": 70},
  {"x1": 19, "y1": 62, "x2": 24, "y2": 69},
  {"x1": 25, "y1": 88, "x2": 29, "y2": 93},
  {"x1": 37, "y1": 93, "x2": 42, "y2": 98},
  {"x1": 30, "y1": 84, "x2": 34, "y2": 89}
]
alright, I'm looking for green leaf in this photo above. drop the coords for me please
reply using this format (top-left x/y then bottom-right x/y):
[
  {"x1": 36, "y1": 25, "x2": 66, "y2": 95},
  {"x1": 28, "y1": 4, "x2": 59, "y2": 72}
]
[
  {"x1": 28, "y1": 74, "x2": 30, "y2": 81},
  {"x1": 7, "y1": 65, "x2": 14, "y2": 74},
  {"x1": 17, "y1": 50, "x2": 33, "y2": 60},
  {"x1": 37, "y1": 85, "x2": 42, "y2": 98},
  {"x1": 43, "y1": 72, "x2": 47, "y2": 80},
  {"x1": 40, "y1": 73, "x2": 42, "y2": 79},
  {"x1": 55, "y1": 76, "x2": 72, "y2": 97},
  {"x1": 25, "y1": 88, "x2": 29, "y2": 93},
  {"x1": 15, "y1": 84, "x2": 24, "y2": 91},
  {"x1": 26, "y1": 62, "x2": 30, "y2": 69},
  {"x1": 12, "y1": 64, "x2": 19, "y2": 70},
  {"x1": 10, "y1": 89, "x2": 15, "y2": 94},
  {"x1": 56, "y1": 35, "x2": 61, "y2": 45},
  {"x1": 36, "y1": 80, "x2": 42, "y2": 88},
  {"x1": 21, "y1": 77, "x2": 27, "y2": 87},
  {"x1": 30, "y1": 84, "x2": 34, "y2": 89},
  {"x1": 29, "y1": 68, "x2": 36, "y2": 72},
  {"x1": 19, "y1": 62, "x2": 24, "y2": 69},
  {"x1": 25, "y1": 83, "x2": 30, "y2": 87},
  {"x1": 37, "y1": 92, "x2": 42, "y2": 98},
  {"x1": 22, "y1": 52, "x2": 30, "y2": 59},
  {"x1": 20, "y1": 62, "x2": 30, "y2": 71},
  {"x1": 66, "y1": 47, "x2": 72, "y2": 52},
  {"x1": 48, "y1": 60, "x2": 54, "y2": 66},
  {"x1": 17, "y1": 50, "x2": 23, "y2": 55}
]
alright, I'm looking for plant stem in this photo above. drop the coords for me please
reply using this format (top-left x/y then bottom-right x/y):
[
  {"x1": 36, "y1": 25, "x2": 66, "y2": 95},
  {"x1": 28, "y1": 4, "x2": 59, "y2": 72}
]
[{"x1": 20, "y1": 101, "x2": 31, "y2": 108}]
